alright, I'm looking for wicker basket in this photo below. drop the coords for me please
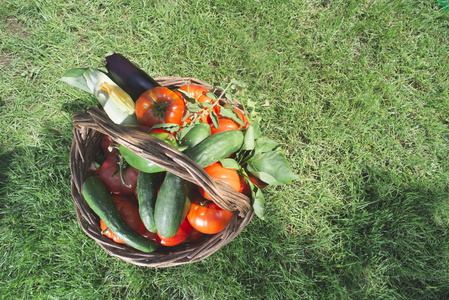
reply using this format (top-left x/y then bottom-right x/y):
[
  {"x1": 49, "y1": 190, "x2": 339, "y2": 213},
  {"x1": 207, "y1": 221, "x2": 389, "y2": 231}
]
[{"x1": 70, "y1": 77, "x2": 254, "y2": 267}]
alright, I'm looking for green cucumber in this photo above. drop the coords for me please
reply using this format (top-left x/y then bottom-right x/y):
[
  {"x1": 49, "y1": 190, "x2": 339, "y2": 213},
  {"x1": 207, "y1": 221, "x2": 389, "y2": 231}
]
[
  {"x1": 183, "y1": 130, "x2": 244, "y2": 168},
  {"x1": 179, "y1": 123, "x2": 211, "y2": 148},
  {"x1": 154, "y1": 130, "x2": 244, "y2": 238},
  {"x1": 136, "y1": 172, "x2": 163, "y2": 233},
  {"x1": 154, "y1": 173, "x2": 188, "y2": 238},
  {"x1": 82, "y1": 176, "x2": 158, "y2": 252}
]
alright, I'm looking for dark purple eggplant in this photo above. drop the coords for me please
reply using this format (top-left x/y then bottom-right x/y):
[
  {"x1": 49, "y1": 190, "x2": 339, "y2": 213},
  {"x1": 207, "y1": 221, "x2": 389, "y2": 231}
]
[{"x1": 104, "y1": 53, "x2": 161, "y2": 101}]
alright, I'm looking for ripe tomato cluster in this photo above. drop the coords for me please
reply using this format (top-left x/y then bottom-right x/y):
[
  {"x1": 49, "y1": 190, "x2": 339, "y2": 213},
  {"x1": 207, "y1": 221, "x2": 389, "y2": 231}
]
[
  {"x1": 134, "y1": 84, "x2": 249, "y2": 133},
  {"x1": 95, "y1": 84, "x2": 257, "y2": 248}
]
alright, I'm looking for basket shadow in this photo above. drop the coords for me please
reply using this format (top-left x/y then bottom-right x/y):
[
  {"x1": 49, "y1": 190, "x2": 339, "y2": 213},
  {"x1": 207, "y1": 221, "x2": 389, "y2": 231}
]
[{"x1": 61, "y1": 98, "x2": 94, "y2": 115}]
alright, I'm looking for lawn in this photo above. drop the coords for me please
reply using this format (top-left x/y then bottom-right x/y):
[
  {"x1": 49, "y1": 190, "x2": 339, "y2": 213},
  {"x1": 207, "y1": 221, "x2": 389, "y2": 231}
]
[{"x1": 1, "y1": 0, "x2": 449, "y2": 299}]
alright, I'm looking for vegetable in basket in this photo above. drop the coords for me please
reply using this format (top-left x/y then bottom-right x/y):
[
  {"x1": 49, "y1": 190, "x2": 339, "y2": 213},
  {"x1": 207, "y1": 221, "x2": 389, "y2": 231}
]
[
  {"x1": 100, "y1": 194, "x2": 147, "y2": 244},
  {"x1": 98, "y1": 153, "x2": 139, "y2": 195},
  {"x1": 136, "y1": 172, "x2": 164, "y2": 233},
  {"x1": 187, "y1": 191, "x2": 234, "y2": 235},
  {"x1": 105, "y1": 52, "x2": 161, "y2": 101},
  {"x1": 135, "y1": 87, "x2": 185, "y2": 128},
  {"x1": 154, "y1": 130, "x2": 244, "y2": 238},
  {"x1": 82, "y1": 176, "x2": 158, "y2": 253},
  {"x1": 60, "y1": 67, "x2": 139, "y2": 125},
  {"x1": 156, "y1": 217, "x2": 193, "y2": 246},
  {"x1": 118, "y1": 131, "x2": 181, "y2": 174},
  {"x1": 199, "y1": 162, "x2": 241, "y2": 200}
]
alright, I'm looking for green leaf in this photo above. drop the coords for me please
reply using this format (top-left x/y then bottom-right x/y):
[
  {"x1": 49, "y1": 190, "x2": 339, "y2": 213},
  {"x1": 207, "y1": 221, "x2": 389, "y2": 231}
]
[
  {"x1": 63, "y1": 68, "x2": 87, "y2": 78},
  {"x1": 176, "y1": 126, "x2": 192, "y2": 141},
  {"x1": 209, "y1": 110, "x2": 219, "y2": 129},
  {"x1": 206, "y1": 92, "x2": 218, "y2": 100},
  {"x1": 245, "y1": 137, "x2": 298, "y2": 185},
  {"x1": 177, "y1": 89, "x2": 196, "y2": 103},
  {"x1": 225, "y1": 91, "x2": 233, "y2": 102},
  {"x1": 186, "y1": 102, "x2": 203, "y2": 112},
  {"x1": 250, "y1": 117, "x2": 263, "y2": 140},
  {"x1": 251, "y1": 183, "x2": 265, "y2": 220},
  {"x1": 246, "y1": 151, "x2": 298, "y2": 185},
  {"x1": 219, "y1": 158, "x2": 240, "y2": 169},
  {"x1": 246, "y1": 98, "x2": 258, "y2": 110},
  {"x1": 241, "y1": 118, "x2": 262, "y2": 152},
  {"x1": 202, "y1": 102, "x2": 213, "y2": 109},
  {"x1": 59, "y1": 68, "x2": 92, "y2": 93},
  {"x1": 230, "y1": 78, "x2": 247, "y2": 88},
  {"x1": 254, "y1": 137, "x2": 280, "y2": 153},
  {"x1": 242, "y1": 125, "x2": 255, "y2": 151},
  {"x1": 150, "y1": 123, "x2": 180, "y2": 133},
  {"x1": 219, "y1": 107, "x2": 245, "y2": 127}
]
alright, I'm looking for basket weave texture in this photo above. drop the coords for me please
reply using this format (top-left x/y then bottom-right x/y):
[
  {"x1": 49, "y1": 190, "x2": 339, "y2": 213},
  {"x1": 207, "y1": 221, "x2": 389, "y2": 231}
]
[{"x1": 70, "y1": 77, "x2": 254, "y2": 267}]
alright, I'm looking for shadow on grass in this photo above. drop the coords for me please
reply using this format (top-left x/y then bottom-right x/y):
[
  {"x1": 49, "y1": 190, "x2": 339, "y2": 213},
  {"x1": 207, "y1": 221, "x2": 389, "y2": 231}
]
[
  {"x1": 0, "y1": 150, "x2": 15, "y2": 222},
  {"x1": 207, "y1": 166, "x2": 449, "y2": 299},
  {"x1": 319, "y1": 167, "x2": 449, "y2": 298},
  {"x1": 61, "y1": 98, "x2": 93, "y2": 115}
]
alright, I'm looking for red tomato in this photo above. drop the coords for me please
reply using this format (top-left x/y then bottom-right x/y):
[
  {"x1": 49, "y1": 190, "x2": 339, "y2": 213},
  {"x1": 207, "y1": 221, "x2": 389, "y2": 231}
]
[
  {"x1": 248, "y1": 173, "x2": 268, "y2": 189},
  {"x1": 187, "y1": 192, "x2": 234, "y2": 234},
  {"x1": 238, "y1": 174, "x2": 252, "y2": 196},
  {"x1": 179, "y1": 84, "x2": 220, "y2": 124},
  {"x1": 135, "y1": 87, "x2": 185, "y2": 127},
  {"x1": 185, "y1": 228, "x2": 205, "y2": 243},
  {"x1": 179, "y1": 84, "x2": 215, "y2": 105},
  {"x1": 141, "y1": 229, "x2": 158, "y2": 241},
  {"x1": 244, "y1": 166, "x2": 269, "y2": 189},
  {"x1": 174, "y1": 90, "x2": 185, "y2": 104},
  {"x1": 98, "y1": 154, "x2": 139, "y2": 195},
  {"x1": 100, "y1": 195, "x2": 146, "y2": 244},
  {"x1": 199, "y1": 162, "x2": 241, "y2": 200},
  {"x1": 101, "y1": 134, "x2": 119, "y2": 157},
  {"x1": 209, "y1": 117, "x2": 239, "y2": 135},
  {"x1": 156, "y1": 218, "x2": 193, "y2": 246},
  {"x1": 148, "y1": 128, "x2": 168, "y2": 135}
]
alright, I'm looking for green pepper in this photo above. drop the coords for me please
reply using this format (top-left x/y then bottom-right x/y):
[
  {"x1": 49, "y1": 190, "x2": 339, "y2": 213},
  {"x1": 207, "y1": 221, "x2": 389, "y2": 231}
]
[{"x1": 119, "y1": 132, "x2": 184, "y2": 173}]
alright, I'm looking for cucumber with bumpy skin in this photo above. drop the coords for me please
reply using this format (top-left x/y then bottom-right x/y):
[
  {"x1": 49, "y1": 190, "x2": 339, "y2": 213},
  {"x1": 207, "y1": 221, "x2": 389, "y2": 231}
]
[{"x1": 82, "y1": 176, "x2": 158, "y2": 252}]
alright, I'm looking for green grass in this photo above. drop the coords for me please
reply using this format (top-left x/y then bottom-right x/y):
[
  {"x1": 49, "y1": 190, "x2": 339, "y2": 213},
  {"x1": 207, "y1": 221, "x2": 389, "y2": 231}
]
[{"x1": 1, "y1": 0, "x2": 449, "y2": 298}]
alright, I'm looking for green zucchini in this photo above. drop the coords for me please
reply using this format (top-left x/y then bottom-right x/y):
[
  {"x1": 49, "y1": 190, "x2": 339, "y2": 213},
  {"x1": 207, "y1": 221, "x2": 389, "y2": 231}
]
[
  {"x1": 179, "y1": 123, "x2": 211, "y2": 149},
  {"x1": 154, "y1": 173, "x2": 188, "y2": 238},
  {"x1": 136, "y1": 172, "x2": 163, "y2": 233},
  {"x1": 82, "y1": 176, "x2": 158, "y2": 252},
  {"x1": 183, "y1": 130, "x2": 244, "y2": 168},
  {"x1": 154, "y1": 130, "x2": 244, "y2": 238}
]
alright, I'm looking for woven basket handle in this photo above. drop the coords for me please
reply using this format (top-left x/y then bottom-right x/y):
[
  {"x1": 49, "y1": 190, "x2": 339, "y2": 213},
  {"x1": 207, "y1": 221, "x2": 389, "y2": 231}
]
[{"x1": 72, "y1": 106, "x2": 252, "y2": 217}]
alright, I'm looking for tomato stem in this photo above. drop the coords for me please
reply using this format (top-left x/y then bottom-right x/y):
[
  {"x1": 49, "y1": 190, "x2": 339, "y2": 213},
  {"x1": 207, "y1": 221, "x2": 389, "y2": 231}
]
[
  {"x1": 211, "y1": 81, "x2": 233, "y2": 110},
  {"x1": 118, "y1": 155, "x2": 133, "y2": 188},
  {"x1": 180, "y1": 81, "x2": 234, "y2": 127}
]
